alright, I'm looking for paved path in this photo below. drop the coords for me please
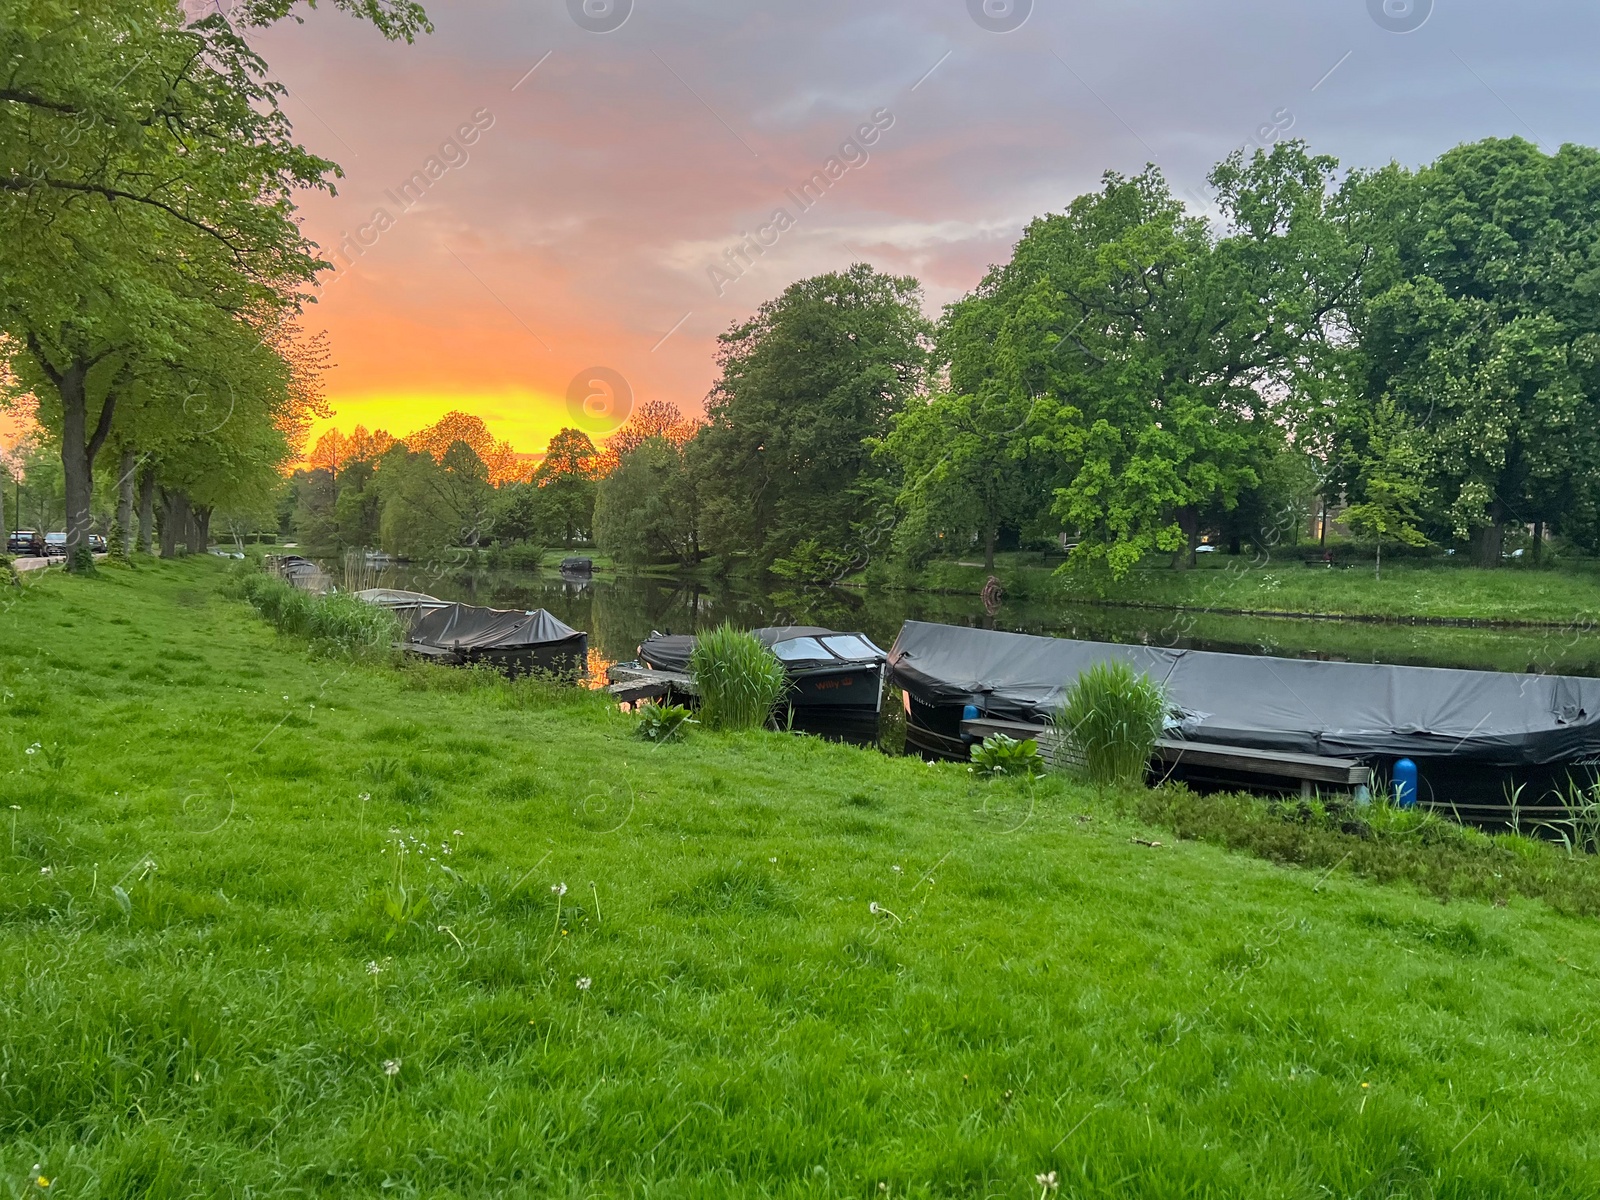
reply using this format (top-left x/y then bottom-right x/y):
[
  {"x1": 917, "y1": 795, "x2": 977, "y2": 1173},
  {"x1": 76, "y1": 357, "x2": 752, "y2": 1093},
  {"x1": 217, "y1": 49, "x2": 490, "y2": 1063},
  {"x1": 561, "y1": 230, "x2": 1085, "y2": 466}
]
[{"x1": 10, "y1": 554, "x2": 109, "y2": 574}]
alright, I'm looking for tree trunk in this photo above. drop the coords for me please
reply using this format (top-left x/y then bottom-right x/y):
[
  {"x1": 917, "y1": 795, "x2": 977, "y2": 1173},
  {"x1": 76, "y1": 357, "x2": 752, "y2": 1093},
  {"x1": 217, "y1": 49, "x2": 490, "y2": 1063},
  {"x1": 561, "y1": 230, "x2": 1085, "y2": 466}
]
[
  {"x1": 1472, "y1": 504, "x2": 1505, "y2": 568},
  {"x1": 1319, "y1": 496, "x2": 1329, "y2": 549},
  {"x1": 137, "y1": 467, "x2": 156, "y2": 554},
  {"x1": 1533, "y1": 520, "x2": 1544, "y2": 563},
  {"x1": 57, "y1": 360, "x2": 94, "y2": 571},
  {"x1": 189, "y1": 505, "x2": 212, "y2": 556},
  {"x1": 115, "y1": 449, "x2": 136, "y2": 558},
  {"x1": 1172, "y1": 506, "x2": 1199, "y2": 571},
  {"x1": 44, "y1": 351, "x2": 120, "y2": 573},
  {"x1": 984, "y1": 522, "x2": 997, "y2": 573},
  {"x1": 1375, "y1": 538, "x2": 1381, "y2": 581},
  {"x1": 159, "y1": 489, "x2": 191, "y2": 558}
]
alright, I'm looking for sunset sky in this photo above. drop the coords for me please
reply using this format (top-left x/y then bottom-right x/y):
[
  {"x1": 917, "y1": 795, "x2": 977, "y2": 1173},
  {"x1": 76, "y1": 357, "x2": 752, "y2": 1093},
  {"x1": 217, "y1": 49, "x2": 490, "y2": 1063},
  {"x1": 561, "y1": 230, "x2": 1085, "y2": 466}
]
[{"x1": 250, "y1": 0, "x2": 1600, "y2": 457}]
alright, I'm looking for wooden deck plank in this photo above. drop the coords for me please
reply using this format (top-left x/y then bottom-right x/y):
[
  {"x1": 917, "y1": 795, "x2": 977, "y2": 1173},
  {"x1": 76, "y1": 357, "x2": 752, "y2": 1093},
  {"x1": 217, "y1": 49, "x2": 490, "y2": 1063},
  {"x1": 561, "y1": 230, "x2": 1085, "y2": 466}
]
[
  {"x1": 605, "y1": 664, "x2": 699, "y2": 705},
  {"x1": 959, "y1": 717, "x2": 1372, "y2": 788}
]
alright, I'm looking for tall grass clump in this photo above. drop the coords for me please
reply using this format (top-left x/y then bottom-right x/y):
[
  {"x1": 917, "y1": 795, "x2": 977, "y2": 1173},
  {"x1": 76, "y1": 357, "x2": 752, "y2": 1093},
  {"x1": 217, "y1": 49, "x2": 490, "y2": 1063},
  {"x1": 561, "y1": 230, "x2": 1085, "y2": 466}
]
[
  {"x1": 1056, "y1": 660, "x2": 1166, "y2": 787},
  {"x1": 689, "y1": 624, "x2": 786, "y2": 731},
  {"x1": 241, "y1": 572, "x2": 400, "y2": 659}
]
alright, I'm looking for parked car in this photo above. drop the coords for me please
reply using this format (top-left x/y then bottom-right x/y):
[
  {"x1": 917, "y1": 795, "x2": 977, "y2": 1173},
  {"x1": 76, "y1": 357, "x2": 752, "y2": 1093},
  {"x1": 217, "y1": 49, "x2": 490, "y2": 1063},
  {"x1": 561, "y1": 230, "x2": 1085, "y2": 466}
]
[
  {"x1": 6, "y1": 529, "x2": 44, "y2": 556},
  {"x1": 88, "y1": 533, "x2": 107, "y2": 554},
  {"x1": 43, "y1": 532, "x2": 68, "y2": 557}
]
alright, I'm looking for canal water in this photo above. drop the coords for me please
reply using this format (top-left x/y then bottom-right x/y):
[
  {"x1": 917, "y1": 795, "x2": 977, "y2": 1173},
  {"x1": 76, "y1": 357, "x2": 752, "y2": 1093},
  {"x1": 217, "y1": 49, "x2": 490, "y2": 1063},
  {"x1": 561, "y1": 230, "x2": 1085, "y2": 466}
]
[{"x1": 364, "y1": 564, "x2": 1600, "y2": 679}]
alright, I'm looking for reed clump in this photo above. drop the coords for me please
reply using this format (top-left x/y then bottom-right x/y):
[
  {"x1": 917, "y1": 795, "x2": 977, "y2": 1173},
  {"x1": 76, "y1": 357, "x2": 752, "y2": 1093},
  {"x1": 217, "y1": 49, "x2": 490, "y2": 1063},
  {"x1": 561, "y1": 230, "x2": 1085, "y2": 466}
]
[
  {"x1": 1056, "y1": 660, "x2": 1166, "y2": 787},
  {"x1": 689, "y1": 624, "x2": 786, "y2": 731},
  {"x1": 241, "y1": 572, "x2": 400, "y2": 659}
]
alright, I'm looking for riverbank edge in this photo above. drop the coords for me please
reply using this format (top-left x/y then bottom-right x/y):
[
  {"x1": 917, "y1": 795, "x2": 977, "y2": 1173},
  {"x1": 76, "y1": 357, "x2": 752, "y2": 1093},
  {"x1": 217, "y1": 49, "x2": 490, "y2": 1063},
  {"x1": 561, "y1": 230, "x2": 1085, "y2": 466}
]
[{"x1": 843, "y1": 561, "x2": 1600, "y2": 629}]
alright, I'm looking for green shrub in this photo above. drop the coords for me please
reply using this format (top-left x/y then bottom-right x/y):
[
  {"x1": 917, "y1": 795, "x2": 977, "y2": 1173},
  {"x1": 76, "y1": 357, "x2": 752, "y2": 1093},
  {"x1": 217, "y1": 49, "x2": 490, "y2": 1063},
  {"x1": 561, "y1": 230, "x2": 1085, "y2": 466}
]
[
  {"x1": 1056, "y1": 660, "x2": 1166, "y2": 788},
  {"x1": 689, "y1": 624, "x2": 786, "y2": 731},
  {"x1": 635, "y1": 702, "x2": 695, "y2": 743},
  {"x1": 240, "y1": 572, "x2": 400, "y2": 659},
  {"x1": 968, "y1": 732, "x2": 1046, "y2": 779}
]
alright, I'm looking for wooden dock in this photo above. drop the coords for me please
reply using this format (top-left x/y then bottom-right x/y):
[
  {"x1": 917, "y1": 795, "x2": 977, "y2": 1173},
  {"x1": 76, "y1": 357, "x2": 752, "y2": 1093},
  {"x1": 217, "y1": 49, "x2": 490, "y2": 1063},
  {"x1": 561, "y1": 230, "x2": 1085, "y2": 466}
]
[
  {"x1": 605, "y1": 663, "x2": 698, "y2": 706},
  {"x1": 959, "y1": 716, "x2": 1372, "y2": 797}
]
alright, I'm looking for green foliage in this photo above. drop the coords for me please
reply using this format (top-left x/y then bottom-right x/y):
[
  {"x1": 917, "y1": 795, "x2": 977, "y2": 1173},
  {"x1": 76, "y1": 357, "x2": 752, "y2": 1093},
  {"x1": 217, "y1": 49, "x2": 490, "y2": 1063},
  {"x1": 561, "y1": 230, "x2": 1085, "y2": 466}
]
[
  {"x1": 491, "y1": 431, "x2": 598, "y2": 550},
  {"x1": 967, "y1": 732, "x2": 1046, "y2": 779},
  {"x1": 995, "y1": 146, "x2": 1354, "y2": 578},
  {"x1": 1137, "y1": 784, "x2": 1600, "y2": 918},
  {"x1": 1057, "y1": 661, "x2": 1167, "y2": 788},
  {"x1": 240, "y1": 571, "x2": 400, "y2": 659},
  {"x1": 592, "y1": 436, "x2": 698, "y2": 568},
  {"x1": 0, "y1": 0, "x2": 433, "y2": 567},
  {"x1": 881, "y1": 383, "x2": 1048, "y2": 571},
  {"x1": 1345, "y1": 138, "x2": 1600, "y2": 564},
  {"x1": 688, "y1": 624, "x2": 786, "y2": 731},
  {"x1": 633, "y1": 702, "x2": 695, "y2": 744},
  {"x1": 694, "y1": 263, "x2": 932, "y2": 568},
  {"x1": 1340, "y1": 398, "x2": 1430, "y2": 577},
  {"x1": 373, "y1": 441, "x2": 493, "y2": 558},
  {"x1": 767, "y1": 538, "x2": 853, "y2": 584}
]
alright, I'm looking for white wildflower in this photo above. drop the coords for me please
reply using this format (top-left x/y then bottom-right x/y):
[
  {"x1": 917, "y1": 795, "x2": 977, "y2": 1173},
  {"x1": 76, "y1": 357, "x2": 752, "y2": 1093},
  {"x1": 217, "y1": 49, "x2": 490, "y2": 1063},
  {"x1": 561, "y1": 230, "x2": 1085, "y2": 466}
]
[
  {"x1": 552, "y1": 882, "x2": 567, "y2": 897},
  {"x1": 576, "y1": 976, "x2": 592, "y2": 990},
  {"x1": 382, "y1": 1058, "x2": 401, "y2": 1077}
]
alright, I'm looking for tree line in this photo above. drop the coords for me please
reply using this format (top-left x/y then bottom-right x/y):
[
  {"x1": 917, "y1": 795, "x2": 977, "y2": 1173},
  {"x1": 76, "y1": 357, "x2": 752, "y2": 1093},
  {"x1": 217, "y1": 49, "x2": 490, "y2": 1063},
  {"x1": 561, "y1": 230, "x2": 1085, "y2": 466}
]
[
  {"x1": 375, "y1": 135, "x2": 1600, "y2": 580},
  {"x1": 9, "y1": 3, "x2": 1594, "y2": 586},
  {"x1": 0, "y1": 0, "x2": 429, "y2": 567}
]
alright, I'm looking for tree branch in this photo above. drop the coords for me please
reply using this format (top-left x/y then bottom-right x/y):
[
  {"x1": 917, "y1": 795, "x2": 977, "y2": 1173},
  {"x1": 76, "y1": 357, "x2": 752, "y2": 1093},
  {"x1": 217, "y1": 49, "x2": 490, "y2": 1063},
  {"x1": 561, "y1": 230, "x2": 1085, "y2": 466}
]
[
  {"x1": 0, "y1": 174, "x2": 245, "y2": 259},
  {"x1": 0, "y1": 87, "x2": 81, "y2": 115}
]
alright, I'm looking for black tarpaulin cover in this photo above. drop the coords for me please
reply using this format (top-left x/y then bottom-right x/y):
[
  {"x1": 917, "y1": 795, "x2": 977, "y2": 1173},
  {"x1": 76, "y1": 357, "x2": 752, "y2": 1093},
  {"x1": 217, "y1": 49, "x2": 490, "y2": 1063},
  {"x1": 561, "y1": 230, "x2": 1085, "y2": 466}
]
[
  {"x1": 888, "y1": 621, "x2": 1600, "y2": 767},
  {"x1": 639, "y1": 627, "x2": 883, "y2": 673},
  {"x1": 409, "y1": 603, "x2": 585, "y2": 652}
]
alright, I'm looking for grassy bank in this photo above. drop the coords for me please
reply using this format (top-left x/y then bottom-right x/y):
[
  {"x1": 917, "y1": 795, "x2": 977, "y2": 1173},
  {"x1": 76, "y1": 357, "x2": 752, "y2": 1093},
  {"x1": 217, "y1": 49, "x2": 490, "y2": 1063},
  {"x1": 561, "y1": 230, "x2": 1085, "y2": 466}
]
[
  {"x1": 870, "y1": 555, "x2": 1600, "y2": 626},
  {"x1": 5, "y1": 560, "x2": 1600, "y2": 1196}
]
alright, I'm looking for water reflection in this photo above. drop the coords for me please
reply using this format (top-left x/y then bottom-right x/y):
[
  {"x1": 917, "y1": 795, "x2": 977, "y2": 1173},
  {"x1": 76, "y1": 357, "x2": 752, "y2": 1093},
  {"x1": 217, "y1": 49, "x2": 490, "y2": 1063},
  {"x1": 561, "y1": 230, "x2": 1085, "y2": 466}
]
[{"x1": 366, "y1": 565, "x2": 1600, "y2": 679}]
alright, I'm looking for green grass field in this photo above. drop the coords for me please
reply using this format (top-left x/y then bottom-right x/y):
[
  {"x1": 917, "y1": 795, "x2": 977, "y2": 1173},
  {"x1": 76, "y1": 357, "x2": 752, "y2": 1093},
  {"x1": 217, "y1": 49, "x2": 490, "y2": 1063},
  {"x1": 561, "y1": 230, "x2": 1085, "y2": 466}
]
[
  {"x1": 890, "y1": 555, "x2": 1600, "y2": 625},
  {"x1": 5, "y1": 560, "x2": 1600, "y2": 1197}
]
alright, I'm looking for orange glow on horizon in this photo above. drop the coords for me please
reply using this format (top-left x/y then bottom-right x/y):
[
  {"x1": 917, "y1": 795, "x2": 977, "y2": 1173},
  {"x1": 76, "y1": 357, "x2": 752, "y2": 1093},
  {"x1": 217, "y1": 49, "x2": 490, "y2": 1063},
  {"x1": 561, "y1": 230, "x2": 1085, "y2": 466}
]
[{"x1": 304, "y1": 388, "x2": 569, "y2": 461}]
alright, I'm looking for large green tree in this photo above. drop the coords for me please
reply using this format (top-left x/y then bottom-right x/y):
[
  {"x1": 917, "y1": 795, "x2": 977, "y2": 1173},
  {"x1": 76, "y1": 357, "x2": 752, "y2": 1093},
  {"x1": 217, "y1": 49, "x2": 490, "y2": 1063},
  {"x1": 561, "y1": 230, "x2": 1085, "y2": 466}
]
[
  {"x1": 593, "y1": 437, "x2": 699, "y2": 569},
  {"x1": 374, "y1": 440, "x2": 494, "y2": 558},
  {"x1": 1345, "y1": 138, "x2": 1600, "y2": 565},
  {"x1": 531, "y1": 427, "x2": 599, "y2": 546},
  {"x1": 0, "y1": 0, "x2": 426, "y2": 567},
  {"x1": 694, "y1": 264, "x2": 932, "y2": 570},
  {"x1": 1340, "y1": 398, "x2": 1430, "y2": 579},
  {"x1": 985, "y1": 147, "x2": 1358, "y2": 577}
]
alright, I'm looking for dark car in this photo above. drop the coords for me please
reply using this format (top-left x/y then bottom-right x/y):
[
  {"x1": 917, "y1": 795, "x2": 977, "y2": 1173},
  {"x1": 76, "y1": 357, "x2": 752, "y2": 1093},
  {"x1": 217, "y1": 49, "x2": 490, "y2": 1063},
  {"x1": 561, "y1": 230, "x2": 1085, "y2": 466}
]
[
  {"x1": 6, "y1": 529, "x2": 44, "y2": 556},
  {"x1": 88, "y1": 533, "x2": 108, "y2": 554},
  {"x1": 43, "y1": 532, "x2": 68, "y2": 557}
]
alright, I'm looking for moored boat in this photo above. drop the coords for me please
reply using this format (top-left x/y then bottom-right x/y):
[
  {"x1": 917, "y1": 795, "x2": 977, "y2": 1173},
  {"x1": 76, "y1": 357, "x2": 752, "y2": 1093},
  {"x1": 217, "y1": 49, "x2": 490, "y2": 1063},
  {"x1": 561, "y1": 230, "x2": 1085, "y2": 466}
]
[
  {"x1": 372, "y1": 598, "x2": 589, "y2": 678},
  {"x1": 888, "y1": 620, "x2": 1600, "y2": 822},
  {"x1": 611, "y1": 626, "x2": 888, "y2": 740}
]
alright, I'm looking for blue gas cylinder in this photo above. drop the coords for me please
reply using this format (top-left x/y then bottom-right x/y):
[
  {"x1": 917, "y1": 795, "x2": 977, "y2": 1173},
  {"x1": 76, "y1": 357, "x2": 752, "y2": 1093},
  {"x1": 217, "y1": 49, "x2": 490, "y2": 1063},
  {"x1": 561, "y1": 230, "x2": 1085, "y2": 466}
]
[{"x1": 1393, "y1": 758, "x2": 1419, "y2": 809}]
